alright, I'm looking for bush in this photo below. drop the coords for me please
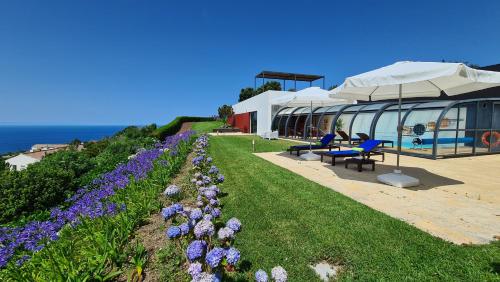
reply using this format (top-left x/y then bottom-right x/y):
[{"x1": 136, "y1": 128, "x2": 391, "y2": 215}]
[
  {"x1": 154, "y1": 116, "x2": 214, "y2": 140},
  {"x1": 0, "y1": 126, "x2": 157, "y2": 224}
]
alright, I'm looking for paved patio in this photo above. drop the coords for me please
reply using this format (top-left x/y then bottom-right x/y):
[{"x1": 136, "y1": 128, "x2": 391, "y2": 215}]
[{"x1": 254, "y1": 149, "x2": 500, "y2": 245}]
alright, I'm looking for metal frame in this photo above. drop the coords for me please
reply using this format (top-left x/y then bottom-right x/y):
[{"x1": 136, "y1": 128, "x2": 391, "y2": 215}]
[
  {"x1": 315, "y1": 105, "x2": 340, "y2": 138},
  {"x1": 331, "y1": 105, "x2": 364, "y2": 144},
  {"x1": 271, "y1": 107, "x2": 289, "y2": 131},
  {"x1": 284, "y1": 107, "x2": 303, "y2": 137},
  {"x1": 347, "y1": 105, "x2": 369, "y2": 142},
  {"x1": 301, "y1": 107, "x2": 321, "y2": 140}
]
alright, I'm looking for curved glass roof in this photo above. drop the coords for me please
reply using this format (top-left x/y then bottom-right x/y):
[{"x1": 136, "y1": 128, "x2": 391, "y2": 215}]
[{"x1": 273, "y1": 98, "x2": 500, "y2": 159}]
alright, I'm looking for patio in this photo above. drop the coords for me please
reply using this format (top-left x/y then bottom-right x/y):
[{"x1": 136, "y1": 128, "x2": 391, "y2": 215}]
[{"x1": 255, "y1": 149, "x2": 500, "y2": 244}]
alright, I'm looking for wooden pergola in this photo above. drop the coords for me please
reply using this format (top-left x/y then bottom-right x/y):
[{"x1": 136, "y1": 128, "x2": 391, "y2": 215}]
[{"x1": 255, "y1": 71, "x2": 325, "y2": 90}]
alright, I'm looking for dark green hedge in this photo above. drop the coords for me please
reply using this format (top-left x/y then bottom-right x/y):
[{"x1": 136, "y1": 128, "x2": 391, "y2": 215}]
[{"x1": 154, "y1": 116, "x2": 215, "y2": 140}]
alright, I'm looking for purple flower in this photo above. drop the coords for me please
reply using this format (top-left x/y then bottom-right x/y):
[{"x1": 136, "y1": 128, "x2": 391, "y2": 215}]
[
  {"x1": 209, "y1": 198, "x2": 219, "y2": 206},
  {"x1": 190, "y1": 208, "x2": 203, "y2": 221},
  {"x1": 226, "y1": 218, "x2": 241, "y2": 232},
  {"x1": 271, "y1": 266, "x2": 288, "y2": 282},
  {"x1": 186, "y1": 240, "x2": 207, "y2": 261},
  {"x1": 203, "y1": 214, "x2": 213, "y2": 221},
  {"x1": 204, "y1": 190, "x2": 217, "y2": 199},
  {"x1": 192, "y1": 272, "x2": 217, "y2": 282},
  {"x1": 211, "y1": 208, "x2": 221, "y2": 218},
  {"x1": 163, "y1": 185, "x2": 180, "y2": 197},
  {"x1": 179, "y1": 223, "x2": 190, "y2": 235},
  {"x1": 188, "y1": 262, "x2": 203, "y2": 278},
  {"x1": 171, "y1": 203, "x2": 183, "y2": 212},
  {"x1": 225, "y1": 247, "x2": 240, "y2": 265},
  {"x1": 217, "y1": 227, "x2": 234, "y2": 241},
  {"x1": 205, "y1": 247, "x2": 225, "y2": 268},
  {"x1": 196, "y1": 201, "x2": 204, "y2": 208},
  {"x1": 216, "y1": 174, "x2": 225, "y2": 183},
  {"x1": 166, "y1": 226, "x2": 181, "y2": 239},
  {"x1": 194, "y1": 220, "x2": 215, "y2": 238},
  {"x1": 161, "y1": 207, "x2": 176, "y2": 220},
  {"x1": 208, "y1": 165, "x2": 219, "y2": 174},
  {"x1": 207, "y1": 157, "x2": 213, "y2": 163},
  {"x1": 15, "y1": 255, "x2": 30, "y2": 267},
  {"x1": 255, "y1": 269, "x2": 268, "y2": 282}
]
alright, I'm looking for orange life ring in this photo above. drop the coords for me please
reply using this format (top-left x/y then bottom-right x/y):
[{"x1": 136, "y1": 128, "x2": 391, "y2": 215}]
[{"x1": 481, "y1": 131, "x2": 500, "y2": 147}]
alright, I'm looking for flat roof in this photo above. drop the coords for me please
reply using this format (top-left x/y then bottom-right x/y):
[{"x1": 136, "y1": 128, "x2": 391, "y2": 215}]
[{"x1": 255, "y1": 71, "x2": 324, "y2": 82}]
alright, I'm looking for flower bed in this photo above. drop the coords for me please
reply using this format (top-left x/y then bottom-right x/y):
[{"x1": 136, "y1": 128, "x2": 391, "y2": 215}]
[
  {"x1": 162, "y1": 135, "x2": 287, "y2": 282},
  {"x1": 0, "y1": 131, "x2": 195, "y2": 280}
]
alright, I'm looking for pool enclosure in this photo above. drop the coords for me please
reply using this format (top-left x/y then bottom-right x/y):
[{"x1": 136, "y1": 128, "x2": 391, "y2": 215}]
[{"x1": 271, "y1": 98, "x2": 500, "y2": 158}]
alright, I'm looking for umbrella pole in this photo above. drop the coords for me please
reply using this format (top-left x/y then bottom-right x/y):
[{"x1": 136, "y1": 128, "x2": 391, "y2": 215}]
[
  {"x1": 309, "y1": 100, "x2": 312, "y2": 152},
  {"x1": 396, "y1": 84, "x2": 402, "y2": 172}
]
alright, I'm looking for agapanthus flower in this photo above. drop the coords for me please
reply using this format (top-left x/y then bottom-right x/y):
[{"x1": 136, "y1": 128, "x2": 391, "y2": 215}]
[
  {"x1": 15, "y1": 255, "x2": 30, "y2": 267},
  {"x1": 225, "y1": 247, "x2": 240, "y2": 265},
  {"x1": 202, "y1": 175, "x2": 212, "y2": 184},
  {"x1": 196, "y1": 201, "x2": 204, "y2": 207},
  {"x1": 216, "y1": 174, "x2": 225, "y2": 183},
  {"x1": 211, "y1": 208, "x2": 221, "y2": 218},
  {"x1": 158, "y1": 159, "x2": 169, "y2": 167},
  {"x1": 207, "y1": 157, "x2": 213, "y2": 163},
  {"x1": 163, "y1": 185, "x2": 180, "y2": 197},
  {"x1": 203, "y1": 205, "x2": 213, "y2": 214},
  {"x1": 194, "y1": 172, "x2": 202, "y2": 179},
  {"x1": 204, "y1": 190, "x2": 217, "y2": 199},
  {"x1": 271, "y1": 266, "x2": 288, "y2": 282},
  {"x1": 188, "y1": 262, "x2": 203, "y2": 278},
  {"x1": 194, "y1": 220, "x2": 215, "y2": 238},
  {"x1": 203, "y1": 214, "x2": 213, "y2": 221},
  {"x1": 171, "y1": 203, "x2": 183, "y2": 212},
  {"x1": 209, "y1": 198, "x2": 219, "y2": 206},
  {"x1": 192, "y1": 272, "x2": 217, "y2": 282},
  {"x1": 217, "y1": 227, "x2": 234, "y2": 241},
  {"x1": 161, "y1": 207, "x2": 176, "y2": 220},
  {"x1": 166, "y1": 226, "x2": 181, "y2": 239},
  {"x1": 226, "y1": 218, "x2": 242, "y2": 232},
  {"x1": 255, "y1": 269, "x2": 268, "y2": 282},
  {"x1": 205, "y1": 247, "x2": 225, "y2": 268},
  {"x1": 179, "y1": 223, "x2": 191, "y2": 235},
  {"x1": 208, "y1": 165, "x2": 219, "y2": 174},
  {"x1": 186, "y1": 240, "x2": 207, "y2": 261},
  {"x1": 196, "y1": 180, "x2": 204, "y2": 187},
  {"x1": 190, "y1": 208, "x2": 203, "y2": 221}
]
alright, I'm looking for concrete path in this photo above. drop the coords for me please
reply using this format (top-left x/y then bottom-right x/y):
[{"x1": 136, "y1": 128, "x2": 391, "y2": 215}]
[{"x1": 255, "y1": 150, "x2": 500, "y2": 245}]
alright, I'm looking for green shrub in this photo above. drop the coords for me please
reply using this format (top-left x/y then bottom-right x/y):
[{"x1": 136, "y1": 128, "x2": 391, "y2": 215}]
[{"x1": 154, "y1": 116, "x2": 214, "y2": 140}]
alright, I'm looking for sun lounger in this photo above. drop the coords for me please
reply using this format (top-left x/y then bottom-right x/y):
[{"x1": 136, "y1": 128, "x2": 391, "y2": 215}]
[
  {"x1": 287, "y1": 133, "x2": 339, "y2": 156},
  {"x1": 356, "y1": 132, "x2": 394, "y2": 148},
  {"x1": 336, "y1": 130, "x2": 362, "y2": 145},
  {"x1": 318, "y1": 139, "x2": 383, "y2": 166}
]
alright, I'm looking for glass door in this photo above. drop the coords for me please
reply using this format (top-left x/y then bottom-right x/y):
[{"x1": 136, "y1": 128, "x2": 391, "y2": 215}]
[{"x1": 250, "y1": 111, "x2": 257, "y2": 134}]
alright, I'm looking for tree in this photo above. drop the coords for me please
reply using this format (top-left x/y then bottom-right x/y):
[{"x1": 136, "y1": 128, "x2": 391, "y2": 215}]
[
  {"x1": 238, "y1": 81, "x2": 283, "y2": 102},
  {"x1": 218, "y1": 105, "x2": 234, "y2": 124},
  {"x1": 328, "y1": 85, "x2": 338, "y2": 90},
  {"x1": 238, "y1": 87, "x2": 256, "y2": 102},
  {"x1": 256, "y1": 81, "x2": 281, "y2": 94},
  {"x1": 335, "y1": 118, "x2": 344, "y2": 132}
]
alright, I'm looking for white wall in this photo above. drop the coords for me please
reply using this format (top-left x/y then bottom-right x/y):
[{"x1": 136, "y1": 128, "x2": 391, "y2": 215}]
[
  {"x1": 232, "y1": 90, "x2": 286, "y2": 135},
  {"x1": 5, "y1": 154, "x2": 39, "y2": 171}
]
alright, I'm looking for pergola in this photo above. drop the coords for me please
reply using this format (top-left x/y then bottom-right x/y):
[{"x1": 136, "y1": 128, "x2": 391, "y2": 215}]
[{"x1": 255, "y1": 71, "x2": 325, "y2": 90}]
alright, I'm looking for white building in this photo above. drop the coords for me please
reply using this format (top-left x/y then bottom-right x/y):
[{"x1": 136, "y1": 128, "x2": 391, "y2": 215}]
[
  {"x1": 231, "y1": 87, "x2": 347, "y2": 136},
  {"x1": 5, "y1": 153, "x2": 41, "y2": 171}
]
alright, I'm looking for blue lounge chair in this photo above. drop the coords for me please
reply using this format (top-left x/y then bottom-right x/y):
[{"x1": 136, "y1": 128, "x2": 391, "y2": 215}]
[
  {"x1": 318, "y1": 139, "x2": 383, "y2": 166},
  {"x1": 287, "y1": 133, "x2": 339, "y2": 156}
]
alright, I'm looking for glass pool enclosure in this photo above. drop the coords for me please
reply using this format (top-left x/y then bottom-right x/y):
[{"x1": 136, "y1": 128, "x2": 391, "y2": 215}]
[{"x1": 271, "y1": 98, "x2": 500, "y2": 158}]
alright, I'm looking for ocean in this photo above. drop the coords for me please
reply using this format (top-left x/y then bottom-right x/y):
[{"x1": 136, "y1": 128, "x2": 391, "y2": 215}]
[{"x1": 0, "y1": 125, "x2": 128, "y2": 155}]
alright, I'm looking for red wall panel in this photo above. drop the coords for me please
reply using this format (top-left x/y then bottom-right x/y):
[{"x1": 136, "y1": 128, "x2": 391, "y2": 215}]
[{"x1": 229, "y1": 113, "x2": 250, "y2": 133}]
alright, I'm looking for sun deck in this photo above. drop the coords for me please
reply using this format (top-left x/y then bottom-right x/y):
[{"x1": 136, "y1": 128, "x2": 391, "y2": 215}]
[{"x1": 255, "y1": 148, "x2": 500, "y2": 244}]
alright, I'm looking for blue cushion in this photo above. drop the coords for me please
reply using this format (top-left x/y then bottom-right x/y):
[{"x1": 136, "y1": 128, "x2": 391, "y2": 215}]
[
  {"x1": 320, "y1": 134, "x2": 336, "y2": 146},
  {"x1": 323, "y1": 150, "x2": 359, "y2": 156},
  {"x1": 358, "y1": 140, "x2": 382, "y2": 151}
]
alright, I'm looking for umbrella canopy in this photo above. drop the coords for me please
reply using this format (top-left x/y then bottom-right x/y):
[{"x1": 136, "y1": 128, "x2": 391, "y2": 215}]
[
  {"x1": 328, "y1": 61, "x2": 500, "y2": 188},
  {"x1": 272, "y1": 87, "x2": 347, "y2": 107},
  {"x1": 329, "y1": 61, "x2": 500, "y2": 100}
]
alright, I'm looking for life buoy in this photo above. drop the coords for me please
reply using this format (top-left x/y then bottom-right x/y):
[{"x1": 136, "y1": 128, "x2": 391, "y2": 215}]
[{"x1": 481, "y1": 131, "x2": 500, "y2": 147}]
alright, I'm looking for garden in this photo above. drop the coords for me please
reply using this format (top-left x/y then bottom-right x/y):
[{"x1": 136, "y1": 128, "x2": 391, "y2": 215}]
[{"x1": 0, "y1": 120, "x2": 498, "y2": 281}]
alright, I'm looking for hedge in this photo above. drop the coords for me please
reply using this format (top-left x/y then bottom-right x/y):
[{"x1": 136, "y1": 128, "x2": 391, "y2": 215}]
[{"x1": 154, "y1": 116, "x2": 215, "y2": 140}]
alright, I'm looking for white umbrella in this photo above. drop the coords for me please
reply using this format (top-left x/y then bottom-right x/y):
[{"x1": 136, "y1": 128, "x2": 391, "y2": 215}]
[
  {"x1": 272, "y1": 87, "x2": 348, "y2": 160},
  {"x1": 329, "y1": 61, "x2": 500, "y2": 187}
]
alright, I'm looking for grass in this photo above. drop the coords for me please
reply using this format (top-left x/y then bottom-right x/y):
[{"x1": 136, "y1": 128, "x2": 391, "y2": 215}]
[
  {"x1": 207, "y1": 135, "x2": 500, "y2": 281},
  {"x1": 191, "y1": 120, "x2": 224, "y2": 133}
]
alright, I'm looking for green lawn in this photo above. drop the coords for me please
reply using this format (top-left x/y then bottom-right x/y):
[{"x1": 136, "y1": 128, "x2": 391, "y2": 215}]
[
  {"x1": 208, "y1": 135, "x2": 500, "y2": 281},
  {"x1": 191, "y1": 121, "x2": 224, "y2": 133}
]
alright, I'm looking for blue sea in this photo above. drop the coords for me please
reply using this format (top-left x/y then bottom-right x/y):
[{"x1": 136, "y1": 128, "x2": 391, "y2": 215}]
[{"x1": 0, "y1": 125, "x2": 127, "y2": 155}]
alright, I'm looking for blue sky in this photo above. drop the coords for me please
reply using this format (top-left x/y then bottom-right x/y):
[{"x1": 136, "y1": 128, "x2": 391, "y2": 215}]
[{"x1": 0, "y1": 0, "x2": 499, "y2": 125}]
